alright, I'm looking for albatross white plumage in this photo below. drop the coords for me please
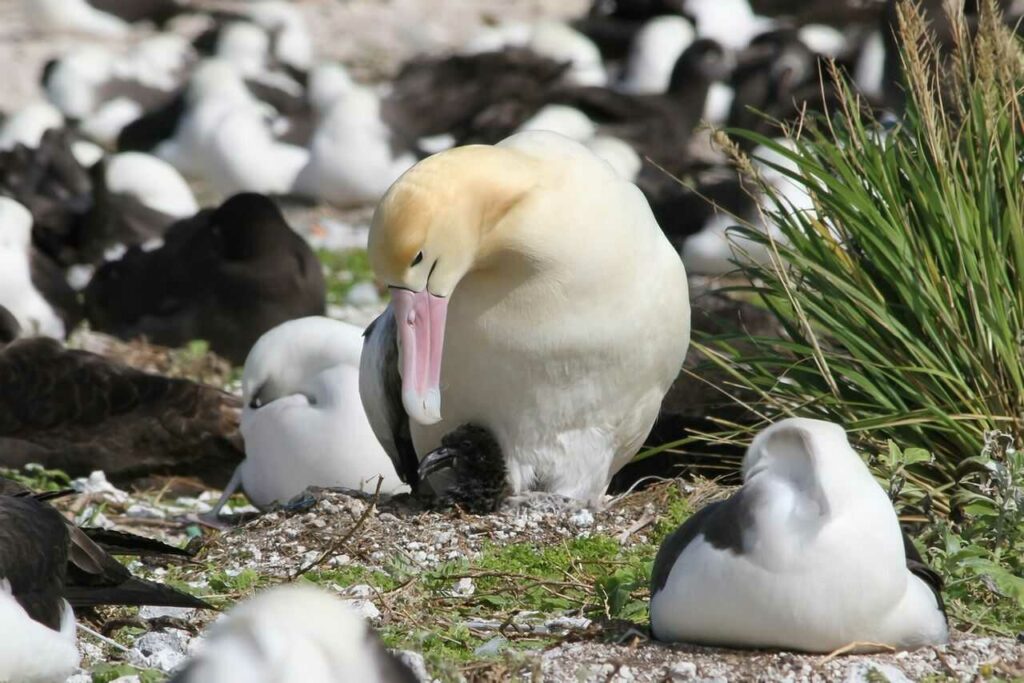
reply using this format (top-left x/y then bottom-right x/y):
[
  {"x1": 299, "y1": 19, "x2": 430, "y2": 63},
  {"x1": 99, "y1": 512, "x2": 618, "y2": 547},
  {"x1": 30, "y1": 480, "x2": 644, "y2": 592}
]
[
  {"x1": 214, "y1": 317, "x2": 406, "y2": 514},
  {"x1": 649, "y1": 417, "x2": 949, "y2": 652},
  {"x1": 0, "y1": 580, "x2": 79, "y2": 683},
  {"x1": 168, "y1": 584, "x2": 417, "y2": 683},
  {"x1": 0, "y1": 197, "x2": 66, "y2": 339},
  {"x1": 361, "y1": 131, "x2": 690, "y2": 505}
]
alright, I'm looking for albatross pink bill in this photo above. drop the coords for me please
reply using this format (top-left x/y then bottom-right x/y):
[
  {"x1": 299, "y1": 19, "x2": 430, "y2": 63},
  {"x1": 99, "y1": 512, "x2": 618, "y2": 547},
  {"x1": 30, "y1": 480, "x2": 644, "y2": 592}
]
[{"x1": 390, "y1": 287, "x2": 448, "y2": 425}]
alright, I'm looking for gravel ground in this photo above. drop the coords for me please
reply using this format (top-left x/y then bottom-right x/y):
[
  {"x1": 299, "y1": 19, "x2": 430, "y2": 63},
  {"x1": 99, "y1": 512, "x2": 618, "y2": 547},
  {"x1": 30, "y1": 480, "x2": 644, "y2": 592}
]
[{"x1": 55, "y1": 478, "x2": 1024, "y2": 682}]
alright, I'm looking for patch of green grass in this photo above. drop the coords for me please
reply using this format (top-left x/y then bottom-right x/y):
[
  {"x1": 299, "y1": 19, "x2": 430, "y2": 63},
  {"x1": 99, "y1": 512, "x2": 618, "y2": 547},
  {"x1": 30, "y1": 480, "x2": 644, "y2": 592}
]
[
  {"x1": 317, "y1": 248, "x2": 377, "y2": 304},
  {"x1": 697, "y1": 1, "x2": 1024, "y2": 512},
  {"x1": 651, "y1": 485, "x2": 692, "y2": 544},
  {"x1": 207, "y1": 567, "x2": 265, "y2": 595},
  {"x1": 370, "y1": 485, "x2": 697, "y2": 677},
  {"x1": 301, "y1": 565, "x2": 400, "y2": 592},
  {"x1": 0, "y1": 464, "x2": 72, "y2": 491},
  {"x1": 90, "y1": 663, "x2": 163, "y2": 683}
]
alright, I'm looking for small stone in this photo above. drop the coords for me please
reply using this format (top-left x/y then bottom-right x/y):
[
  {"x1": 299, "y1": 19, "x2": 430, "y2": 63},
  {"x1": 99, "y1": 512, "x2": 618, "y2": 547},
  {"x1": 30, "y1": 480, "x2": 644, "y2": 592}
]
[
  {"x1": 474, "y1": 635, "x2": 508, "y2": 657},
  {"x1": 570, "y1": 509, "x2": 595, "y2": 527},
  {"x1": 138, "y1": 606, "x2": 195, "y2": 620},
  {"x1": 844, "y1": 663, "x2": 912, "y2": 683},
  {"x1": 669, "y1": 661, "x2": 697, "y2": 680},
  {"x1": 128, "y1": 630, "x2": 191, "y2": 671},
  {"x1": 451, "y1": 578, "x2": 475, "y2": 596},
  {"x1": 344, "y1": 584, "x2": 373, "y2": 598},
  {"x1": 344, "y1": 598, "x2": 380, "y2": 620},
  {"x1": 126, "y1": 503, "x2": 166, "y2": 519}
]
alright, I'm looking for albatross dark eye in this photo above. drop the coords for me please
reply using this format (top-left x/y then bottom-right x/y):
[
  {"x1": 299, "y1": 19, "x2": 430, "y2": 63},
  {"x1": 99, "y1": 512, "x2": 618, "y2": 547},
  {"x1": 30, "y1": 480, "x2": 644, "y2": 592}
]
[{"x1": 411, "y1": 251, "x2": 424, "y2": 267}]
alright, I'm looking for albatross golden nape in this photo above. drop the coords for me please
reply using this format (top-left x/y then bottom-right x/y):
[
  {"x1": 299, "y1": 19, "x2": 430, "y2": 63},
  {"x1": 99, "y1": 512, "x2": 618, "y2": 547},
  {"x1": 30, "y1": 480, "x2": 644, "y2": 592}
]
[
  {"x1": 649, "y1": 417, "x2": 949, "y2": 652},
  {"x1": 361, "y1": 130, "x2": 690, "y2": 507}
]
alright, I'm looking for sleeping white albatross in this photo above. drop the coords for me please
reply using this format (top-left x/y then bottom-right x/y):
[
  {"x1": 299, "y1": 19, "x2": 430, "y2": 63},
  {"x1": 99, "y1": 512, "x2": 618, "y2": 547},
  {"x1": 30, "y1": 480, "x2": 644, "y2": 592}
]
[
  {"x1": 360, "y1": 131, "x2": 690, "y2": 509},
  {"x1": 207, "y1": 317, "x2": 406, "y2": 517},
  {"x1": 649, "y1": 417, "x2": 949, "y2": 652}
]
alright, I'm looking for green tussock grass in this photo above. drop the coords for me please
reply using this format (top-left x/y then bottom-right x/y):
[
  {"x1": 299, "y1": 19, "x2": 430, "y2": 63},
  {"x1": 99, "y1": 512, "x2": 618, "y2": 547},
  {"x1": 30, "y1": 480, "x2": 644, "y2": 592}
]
[{"x1": 689, "y1": 0, "x2": 1024, "y2": 634}]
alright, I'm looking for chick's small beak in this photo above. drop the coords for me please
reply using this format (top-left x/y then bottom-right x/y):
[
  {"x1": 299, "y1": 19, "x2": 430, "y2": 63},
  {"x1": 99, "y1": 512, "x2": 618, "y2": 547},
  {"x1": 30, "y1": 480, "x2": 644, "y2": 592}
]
[{"x1": 391, "y1": 287, "x2": 448, "y2": 425}]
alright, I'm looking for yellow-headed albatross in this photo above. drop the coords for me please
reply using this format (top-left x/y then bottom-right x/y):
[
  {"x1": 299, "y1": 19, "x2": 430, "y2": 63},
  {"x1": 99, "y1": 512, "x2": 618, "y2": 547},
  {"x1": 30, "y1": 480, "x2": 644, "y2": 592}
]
[
  {"x1": 361, "y1": 131, "x2": 690, "y2": 508},
  {"x1": 650, "y1": 418, "x2": 949, "y2": 652}
]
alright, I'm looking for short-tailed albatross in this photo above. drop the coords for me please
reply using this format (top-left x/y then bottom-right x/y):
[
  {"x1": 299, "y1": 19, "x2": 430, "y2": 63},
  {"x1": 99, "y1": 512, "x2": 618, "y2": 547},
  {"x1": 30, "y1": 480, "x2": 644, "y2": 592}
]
[{"x1": 361, "y1": 131, "x2": 690, "y2": 506}]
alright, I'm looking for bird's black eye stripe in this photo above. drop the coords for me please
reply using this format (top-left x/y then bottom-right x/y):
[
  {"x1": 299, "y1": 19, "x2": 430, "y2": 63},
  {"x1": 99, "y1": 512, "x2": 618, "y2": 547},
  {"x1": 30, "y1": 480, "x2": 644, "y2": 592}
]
[{"x1": 411, "y1": 251, "x2": 424, "y2": 267}]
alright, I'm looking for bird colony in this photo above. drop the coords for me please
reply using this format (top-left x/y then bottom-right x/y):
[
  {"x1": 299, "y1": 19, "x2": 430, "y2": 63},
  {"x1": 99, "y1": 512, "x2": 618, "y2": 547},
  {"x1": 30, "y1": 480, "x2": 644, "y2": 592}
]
[{"x1": 0, "y1": 0, "x2": 1016, "y2": 681}]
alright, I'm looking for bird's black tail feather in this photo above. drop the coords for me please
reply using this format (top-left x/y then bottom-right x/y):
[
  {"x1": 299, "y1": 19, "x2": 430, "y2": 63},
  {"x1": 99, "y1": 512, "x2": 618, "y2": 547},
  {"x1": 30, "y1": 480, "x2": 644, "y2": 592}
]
[{"x1": 65, "y1": 576, "x2": 210, "y2": 610}]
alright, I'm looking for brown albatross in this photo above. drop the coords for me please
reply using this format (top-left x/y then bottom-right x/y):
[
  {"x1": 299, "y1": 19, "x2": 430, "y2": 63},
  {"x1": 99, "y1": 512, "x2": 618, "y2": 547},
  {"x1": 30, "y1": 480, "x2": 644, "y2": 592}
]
[{"x1": 0, "y1": 336, "x2": 242, "y2": 486}]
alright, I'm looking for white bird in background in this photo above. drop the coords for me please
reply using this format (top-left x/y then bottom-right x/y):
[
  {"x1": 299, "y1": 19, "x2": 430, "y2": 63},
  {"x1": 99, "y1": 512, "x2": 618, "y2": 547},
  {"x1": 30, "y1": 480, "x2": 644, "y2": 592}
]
[
  {"x1": 204, "y1": 106, "x2": 309, "y2": 197},
  {"x1": 684, "y1": 0, "x2": 774, "y2": 51},
  {"x1": 248, "y1": 1, "x2": 315, "y2": 74},
  {"x1": 514, "y1": 104, "x2": 596, "y2": 141},
  {"x1": 0, "y1": 102, "x2": 64, "y2": 151},
  {"x1": 306, "y1": 62, "x2": 355, "y2": 117},
  {"x1": 461, "y1": 20, "x2": 606, "y2": 86},
  {"x1": 168, "y1": 584, "x2": 418, "y2": 683},
  {"x1": 649, "y1": 417, "x2": 949, "y2": 652},
  {"x1": 25, "y1": 0, "x2": 130, "y2": 37},
  {"x1": 216, "y1": 21, "x2": 272, "y2": 78},
  {"x1": 210, "y1": 317, "x2": 406, "y2": 517},
  {"x1": 44, "y1": 46, "x2": 117, "y2": 120},
  {"x1": 104, "y1": 151, "x2": 200, "y2": 220},
  {"x1": 528, "y1": 21, "x2": 608, "y2": 86},
  {"x1": 292, "y1": 87, "x2": 415, "y2": 207},
  {"x1": 621, "y1": 15, "x2": 696, "y2": 94},
  {"x1": 682, "y1": 138, "x2": 815, "y2": 275},
  {"x1": 155, "y1": 60, "x2": 280, "y2": 183},
  {"x1": 0, "y1": 198, "x2": 66, "y2": 339}
]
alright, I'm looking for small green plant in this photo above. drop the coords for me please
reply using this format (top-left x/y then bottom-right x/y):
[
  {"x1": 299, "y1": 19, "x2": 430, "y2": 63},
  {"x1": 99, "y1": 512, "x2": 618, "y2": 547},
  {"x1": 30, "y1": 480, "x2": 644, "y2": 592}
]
[
  {"x1": 923, "y1": 431, "x2": 1024, "y2": 634},
  {"x1": 0, "y1": 464, "x2": 72, "y2": 491},
  {"x1": 90, "y1": 663, "x2": 163, "y2": 683},
  {"x1": 317, "y1": 248, "x2": 378, "y2": 304}
]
